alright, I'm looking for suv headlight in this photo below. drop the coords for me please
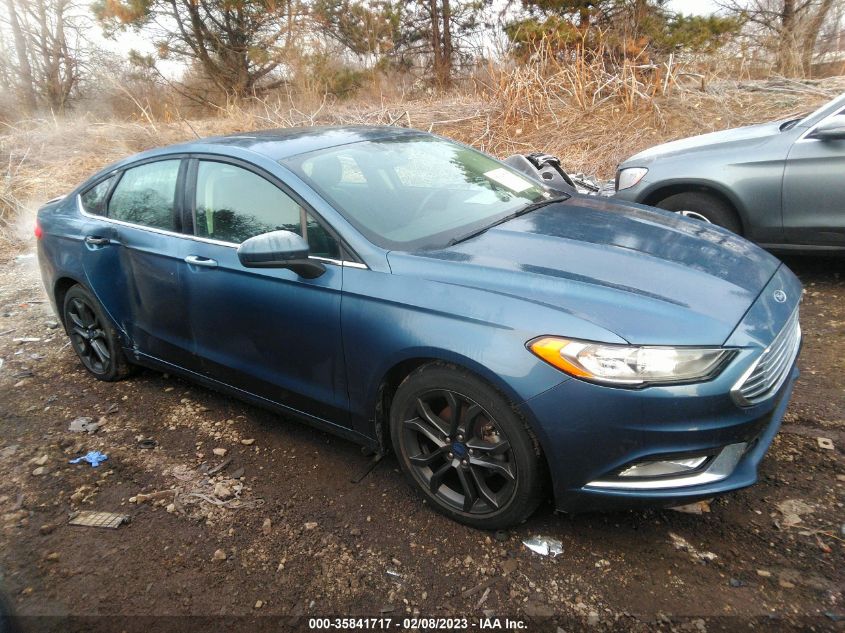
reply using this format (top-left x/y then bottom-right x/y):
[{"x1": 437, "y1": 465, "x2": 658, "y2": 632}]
[
  {"x1": 616, "y1": 167, "x2": 648, "y2": 191},
  {"x1": 528, "y1": 337, "x2": 733, "y2": 386}
]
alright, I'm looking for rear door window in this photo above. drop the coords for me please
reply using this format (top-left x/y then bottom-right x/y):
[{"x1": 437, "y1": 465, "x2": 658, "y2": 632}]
[
  {"x1": 194, "y1": 160, "x2": 340, "y2": 258},
  {"x1": 108, "y1": 160, "x2": 181, "y2": 231}
]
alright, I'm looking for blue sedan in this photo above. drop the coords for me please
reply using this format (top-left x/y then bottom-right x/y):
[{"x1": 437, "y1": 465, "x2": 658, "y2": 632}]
[{"x1": 36, "y1": 127, "x2": 801, "y2": 528}]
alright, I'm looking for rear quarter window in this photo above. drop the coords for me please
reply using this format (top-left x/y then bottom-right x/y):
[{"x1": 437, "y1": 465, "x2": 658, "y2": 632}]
[{"x1": 79, "y1": 176, "x2": 116, "y2": 216}]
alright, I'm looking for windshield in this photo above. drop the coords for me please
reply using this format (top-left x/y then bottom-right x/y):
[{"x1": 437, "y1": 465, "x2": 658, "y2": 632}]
[
  {"x1": 282, "y1": 136, "x2": 550, "y2": 250},
  {"x1": 783, "y1": 93, "x2": 845, "y2": 130}
]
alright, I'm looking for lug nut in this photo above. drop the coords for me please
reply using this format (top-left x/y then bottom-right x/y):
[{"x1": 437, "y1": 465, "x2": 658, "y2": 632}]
[{"x1": 447, "y1": 452, "x2": 454, "y2": 459}]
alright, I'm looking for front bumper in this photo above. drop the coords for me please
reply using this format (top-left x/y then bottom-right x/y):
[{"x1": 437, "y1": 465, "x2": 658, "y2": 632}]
[
  {"x1": 518, "y1": 262, "x2": 802, "y2": 513},
  {"x1": 612, "y1": 181, "x2": 645, "y2": 204},
  {"x1": 520, "y1": 362, "x2": 797, "y2": 513}
]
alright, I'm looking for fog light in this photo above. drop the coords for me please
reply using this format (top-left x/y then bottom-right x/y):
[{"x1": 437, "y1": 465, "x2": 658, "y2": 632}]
[
  {"x1": 618, "y1": 456, "x2": 708, "y2": 478},
  {"x1": 585, "y1": 443, "x2": 747, "y2": 490}
]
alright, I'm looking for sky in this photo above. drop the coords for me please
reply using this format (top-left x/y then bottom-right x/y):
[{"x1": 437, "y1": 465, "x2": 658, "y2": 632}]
[{"x1": 667, "y1": 0, "x2": 724, "y2": 15}]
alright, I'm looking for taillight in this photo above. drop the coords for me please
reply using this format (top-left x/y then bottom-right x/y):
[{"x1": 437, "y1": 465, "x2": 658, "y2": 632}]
[{"x1": 34, "y1": 219, "x2": 43, "y2": 239}]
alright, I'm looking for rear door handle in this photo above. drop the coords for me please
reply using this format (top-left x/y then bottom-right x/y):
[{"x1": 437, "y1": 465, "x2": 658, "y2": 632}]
[
  {"x1": 84, "y1": 235, "x2": 110, "y2": 246},
  {"x1": 185, "y1": 255, "x2": 218, "y2": 268}
]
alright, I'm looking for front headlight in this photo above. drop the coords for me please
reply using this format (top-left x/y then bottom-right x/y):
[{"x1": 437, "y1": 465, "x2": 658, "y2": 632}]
[
  {"x1": 616, "y1": 167, "x2": 648, "y2": 191},
  {"x1": 528, "y1": 337, "x2": 733, "y2": 386}
]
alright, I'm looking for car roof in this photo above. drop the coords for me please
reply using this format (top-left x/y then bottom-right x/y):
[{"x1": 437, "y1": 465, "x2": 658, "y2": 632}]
[{"x1": 167, "y1": 125, "x2": 426, "y2": 161}]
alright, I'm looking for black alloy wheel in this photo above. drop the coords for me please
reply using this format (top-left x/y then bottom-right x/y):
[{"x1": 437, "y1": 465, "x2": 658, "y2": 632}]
[
  {"x1": 403, "y1": 389, "x2": 517, "y2": 513},
  {"x1": 390, "y1": 364, "x2": 543, "y2": 529},
  {"x1": 62, "y1": 285, "x2": 133, "y2": 382}
]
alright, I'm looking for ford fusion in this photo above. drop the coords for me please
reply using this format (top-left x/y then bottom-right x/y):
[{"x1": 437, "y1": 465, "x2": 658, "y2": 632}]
[{"x1": 36, "y1": 127, "x2": 801, "y2": 529}]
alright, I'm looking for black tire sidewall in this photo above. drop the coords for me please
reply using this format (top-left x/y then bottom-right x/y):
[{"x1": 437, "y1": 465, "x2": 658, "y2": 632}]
[
  {"x1": 389, "y1": 363, "x2": 543, "y2": 529},
  {"x1": 62, "y1": 285, "x2": 127, "y2": 382},
  {"x1": 657, "y1": 192, "x2": 742, "y2": 234}
]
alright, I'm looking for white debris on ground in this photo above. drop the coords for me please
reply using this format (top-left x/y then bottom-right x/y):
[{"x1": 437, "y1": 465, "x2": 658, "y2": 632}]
[
  {"x1": 523, "y1": 536, "x2": 564, "y2": 557},
  {"x1": 775, "y1": 499, "x2": 815, "y2": 528},
  {"x1": 668, "y1": 532, "x2": 718, "y2": 563}
]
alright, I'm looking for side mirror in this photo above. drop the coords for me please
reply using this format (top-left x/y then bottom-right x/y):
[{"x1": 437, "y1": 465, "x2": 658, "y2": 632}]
[
  {"x1": 237, "y1": 230, "x2": 325, "y2": 279},
  {"x1": 808, "y1": 115, "x2": 845, "y2": 141}
]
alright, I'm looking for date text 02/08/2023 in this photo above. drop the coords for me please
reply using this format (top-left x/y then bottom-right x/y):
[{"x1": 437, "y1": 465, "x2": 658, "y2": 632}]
[{"x1": 307, "y1": 617, "x2": 528, "y2": 629}]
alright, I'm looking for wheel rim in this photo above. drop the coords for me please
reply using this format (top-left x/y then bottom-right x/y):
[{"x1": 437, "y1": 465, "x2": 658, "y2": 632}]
[
  {"x1": 400, "y1": 389, "x2": 517, "y2": 515},
  {"x1": 677, "y1": 209, "x2": 712, "y2": 223},
  {"x1": 66, "y1": 297, "x2": 111, "y2": 375}
]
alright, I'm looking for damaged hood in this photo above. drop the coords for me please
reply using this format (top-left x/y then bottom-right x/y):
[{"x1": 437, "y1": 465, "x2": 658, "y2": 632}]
[{"x1": 387, "y1": 196, "x2": 781, "y2": 346}]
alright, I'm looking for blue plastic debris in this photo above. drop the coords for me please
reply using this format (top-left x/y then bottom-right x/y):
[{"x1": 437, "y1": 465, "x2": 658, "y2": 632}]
[{"x1": 69, "y1": 451, "x2": 109, "y2": 468}]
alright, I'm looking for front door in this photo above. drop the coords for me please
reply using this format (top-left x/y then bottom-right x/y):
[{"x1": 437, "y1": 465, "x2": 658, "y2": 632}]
[
  {"x1": 782, "y1": 111, "x2": 845, "y2": 247},
  {"x1": 182, "y1": 158, "x2": 348, "y2": 424}
]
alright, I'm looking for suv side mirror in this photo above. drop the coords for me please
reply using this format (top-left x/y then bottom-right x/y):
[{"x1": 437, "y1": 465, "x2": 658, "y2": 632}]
[
  {"x1": 237, "y1": 230, "x2": 326, "y2": 279},
  {"x1": 808, "y1": 115, "x2": 845, "y2": 141}
]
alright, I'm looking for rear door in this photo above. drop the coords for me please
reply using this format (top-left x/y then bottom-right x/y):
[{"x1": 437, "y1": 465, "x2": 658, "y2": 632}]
[
  {"x1": 782, "y1": 107, "x2": 845, "y2": 247},
  {"x1": 82, "y1": 157, "x2": 200, "y2": 370},
  {"x1": 78, "y1": 173, "x2": 128, "y2": 331},
  {"x1": 181, "y1": 157, "x2": 348, "y2": 424},
  {"x1": 105, "y1": 158, "x2": 199, "y2": 367}
]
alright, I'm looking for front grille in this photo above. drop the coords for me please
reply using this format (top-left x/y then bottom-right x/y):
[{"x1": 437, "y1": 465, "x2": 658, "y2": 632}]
[{"x1": 733, "y1": 309, "x2": 801, "y2": 406}]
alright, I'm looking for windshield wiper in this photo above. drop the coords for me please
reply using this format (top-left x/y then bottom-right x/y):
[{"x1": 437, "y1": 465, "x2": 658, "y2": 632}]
[{"x1": 447, "y1": 195, "x2": 570, "y2": 247}]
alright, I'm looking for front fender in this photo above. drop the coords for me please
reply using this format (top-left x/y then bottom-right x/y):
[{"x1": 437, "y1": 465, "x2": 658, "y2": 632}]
[{"x1": 340, "y1": 267, "x2": 572, "y2": 438}]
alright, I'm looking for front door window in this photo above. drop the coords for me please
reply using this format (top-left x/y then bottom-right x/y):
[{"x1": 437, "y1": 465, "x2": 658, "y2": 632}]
[{"x1": 194, "y1": 161, "x2": 341, "y2": 259}]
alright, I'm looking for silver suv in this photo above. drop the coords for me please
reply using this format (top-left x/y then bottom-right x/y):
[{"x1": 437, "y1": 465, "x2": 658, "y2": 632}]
[{"x1": 613, "y1": 93, "x2": 845, "y2": 253}]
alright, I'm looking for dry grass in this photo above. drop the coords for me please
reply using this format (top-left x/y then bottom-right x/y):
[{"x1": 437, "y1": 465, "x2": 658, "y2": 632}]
[{"x1": 1, "y1": 67, "x2": 843, "y2": 249}]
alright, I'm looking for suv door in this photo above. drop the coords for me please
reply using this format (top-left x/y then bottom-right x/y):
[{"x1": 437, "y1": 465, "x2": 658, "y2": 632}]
[
  {"x1": 182, "y1": 157, "x2": 348, "y2": 425},
  {"x1": 782, "y1": 108, "x2": 845, "y2": 247}
]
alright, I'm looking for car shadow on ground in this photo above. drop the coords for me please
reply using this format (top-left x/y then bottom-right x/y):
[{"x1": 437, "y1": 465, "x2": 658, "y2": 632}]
[{"x1": 779, "y1": 253, "x2": 845, "y2": 278}]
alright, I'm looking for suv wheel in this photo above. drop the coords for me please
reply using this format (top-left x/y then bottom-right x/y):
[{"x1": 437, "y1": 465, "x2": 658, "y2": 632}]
[{"x1": 656, "y1": 191, "x2": 742, "y2": 234}]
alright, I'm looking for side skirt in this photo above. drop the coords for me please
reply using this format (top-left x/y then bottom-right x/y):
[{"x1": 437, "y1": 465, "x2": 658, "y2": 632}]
[
  {"x1": 127, "y1": 349, "x2": 378, "y2": 451},
  {"x1": 760, "y1": 243, "x2": 845, "y2": 253}
]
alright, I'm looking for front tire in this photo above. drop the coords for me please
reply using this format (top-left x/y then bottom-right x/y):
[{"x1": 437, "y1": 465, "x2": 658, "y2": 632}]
[
  {"x1": 389, "y1": 363, "x2": 543, "y2": 529},
  {"x1": 656, "y1": 191, "x2": 742, "y2": 234},
  {"x1": 62, "y1": 285, "x2": 133, "y2": 382}
]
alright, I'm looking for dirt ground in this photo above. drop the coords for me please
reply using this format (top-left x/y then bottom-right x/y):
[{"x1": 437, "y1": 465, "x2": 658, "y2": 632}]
[{"x1": 0, "y1": 242, "x2": 842, "y2": 633}]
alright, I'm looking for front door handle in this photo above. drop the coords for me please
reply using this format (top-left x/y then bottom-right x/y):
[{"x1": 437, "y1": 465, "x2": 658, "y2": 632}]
[
  {"x1": 84, "y1": 235, "x2": 110, "y2": 246},
  {"x1": 185, "y1": 255, "x2": 218, "y2": 268}
]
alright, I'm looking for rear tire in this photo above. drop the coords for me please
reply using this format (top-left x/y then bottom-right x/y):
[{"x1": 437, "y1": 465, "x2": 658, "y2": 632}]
[
  {"x1": 62, "y1": 285, "x2": 133, "y2": 382},
  {"x1": 389, "y1": 363, "x2": 544, "y2": 529},
  {"x1": 656, "y1": 191, "x2": 742, "y2": 234}
]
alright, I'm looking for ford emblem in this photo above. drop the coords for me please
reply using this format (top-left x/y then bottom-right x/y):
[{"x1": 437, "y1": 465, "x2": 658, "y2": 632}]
[{"x1": 773, "y1": 290, "x2": 787, "y2": 303}]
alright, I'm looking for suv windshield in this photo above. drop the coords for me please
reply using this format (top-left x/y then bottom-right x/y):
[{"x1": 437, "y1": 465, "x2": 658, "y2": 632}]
[
  {"x1": 282, "y1": 136, "x2": 550, "y2": 250},
  {"x1": 783, "y1": 94, "x2": 845, "y2": 130}
]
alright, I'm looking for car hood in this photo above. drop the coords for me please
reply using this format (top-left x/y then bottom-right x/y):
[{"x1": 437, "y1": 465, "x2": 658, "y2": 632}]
[
  {"x1": 387, "y1": 196, "x2": 781, "y2": 346},
  {"x1": 623, "y1": 120, "x2": 785, "y2": 165}
]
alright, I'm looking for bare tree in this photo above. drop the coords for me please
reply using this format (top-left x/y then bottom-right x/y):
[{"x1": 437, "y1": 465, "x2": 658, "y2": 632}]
[
  {"x1": 719, "y1": 0, "x2": 843, "y2": 76},
  {"x1": 4, "y1": 0, "x2": 38, "y2": 111},
  {"x1": 422, "y1": 0, "x2": 484, "y2": 86},
  {"x1": 0, "y1": 0, "x2": 84, "y2": 112},
  {"x1": 801, "y1": 0, "x2": 836, "y2": 70}
]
